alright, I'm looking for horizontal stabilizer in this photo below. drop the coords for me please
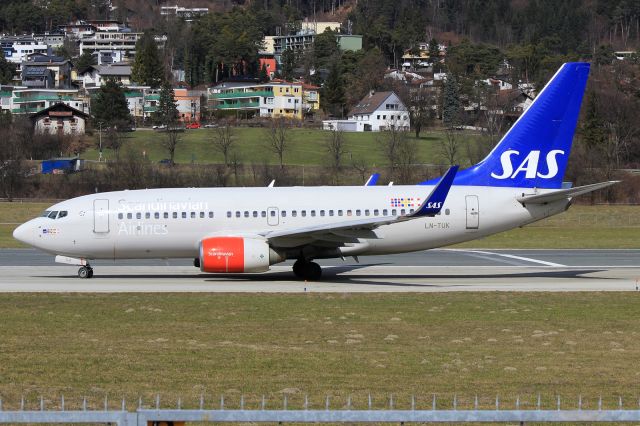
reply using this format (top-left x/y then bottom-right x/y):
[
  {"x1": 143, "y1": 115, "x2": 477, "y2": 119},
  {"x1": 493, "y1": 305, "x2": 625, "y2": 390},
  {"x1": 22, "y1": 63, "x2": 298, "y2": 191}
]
[{"x1": 517, "y1": 181, "x2": 619, "y2": 204}]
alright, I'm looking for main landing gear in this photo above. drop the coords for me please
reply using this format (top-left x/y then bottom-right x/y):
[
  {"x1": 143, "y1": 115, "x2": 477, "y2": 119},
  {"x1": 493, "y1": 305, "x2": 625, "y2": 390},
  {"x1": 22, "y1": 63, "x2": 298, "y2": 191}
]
[
  {"x1": 292, "y1": 259, "x2": 322, "y2": 280},
  {"x1": 78, "y1": 265, "x2": 94, "y2": 279}
]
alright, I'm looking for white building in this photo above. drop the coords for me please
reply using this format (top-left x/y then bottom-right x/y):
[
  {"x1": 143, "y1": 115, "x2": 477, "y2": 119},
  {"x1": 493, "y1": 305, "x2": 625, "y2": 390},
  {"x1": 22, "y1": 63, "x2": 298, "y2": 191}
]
[
  {"x1": 0, "y1": 36, "x2": 50, "y2": 64},
  {"x1": 78, "y1": 63, "x2": 132, "y2": 88},
  {"x1": 10, "y1": 89, "x2": 87, "y2": 115},
  {"x1": 79, "y1": 31, "x2": 139, "y2": 64},
  {"x1": 323, "y1": 91, "x2": 410, "y2": 132},
  {"x1": 32, "y1": 103, "x2": 89, "y2": 136},
  {"x1": 161, "y1": 5, "x2": 209, "y2": 21}
]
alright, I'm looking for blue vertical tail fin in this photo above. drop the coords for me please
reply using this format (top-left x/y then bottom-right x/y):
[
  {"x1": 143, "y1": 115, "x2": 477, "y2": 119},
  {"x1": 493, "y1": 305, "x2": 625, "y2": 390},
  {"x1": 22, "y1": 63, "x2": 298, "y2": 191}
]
[{"x1": 421, "y1": 62, "x2": 590, "y2": 189}]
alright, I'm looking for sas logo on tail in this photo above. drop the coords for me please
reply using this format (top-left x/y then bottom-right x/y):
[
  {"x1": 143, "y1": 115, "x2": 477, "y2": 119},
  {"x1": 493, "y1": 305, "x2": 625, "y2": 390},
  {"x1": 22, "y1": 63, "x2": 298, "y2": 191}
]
[{"x1": 491, "y1": 150, "x2": 564, "y2": 180}]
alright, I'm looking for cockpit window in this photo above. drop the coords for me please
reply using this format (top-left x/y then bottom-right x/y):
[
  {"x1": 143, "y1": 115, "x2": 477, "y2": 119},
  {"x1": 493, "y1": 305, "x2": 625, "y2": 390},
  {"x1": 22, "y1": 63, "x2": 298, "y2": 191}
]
[
  {"x1": 58, "y1": 211, "x2": 68, "y2": 219},
  {"x1": 41, "y1": 210, "x2": 51, "y2": 217},
  {"x1": 48, "y1": 211, "x2": 58, "y2": 219}
]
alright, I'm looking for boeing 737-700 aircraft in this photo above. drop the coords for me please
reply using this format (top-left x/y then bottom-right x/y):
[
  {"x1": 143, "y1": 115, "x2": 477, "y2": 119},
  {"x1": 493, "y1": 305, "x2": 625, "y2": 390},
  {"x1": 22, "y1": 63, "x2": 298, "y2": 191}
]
[{"x1": 13, "y1": 62, "x2": 617, "y2": 280}]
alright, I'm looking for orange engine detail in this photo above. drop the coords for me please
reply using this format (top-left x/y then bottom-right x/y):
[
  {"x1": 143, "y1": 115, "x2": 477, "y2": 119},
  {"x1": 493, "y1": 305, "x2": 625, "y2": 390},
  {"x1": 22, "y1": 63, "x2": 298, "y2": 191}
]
[{"x1": 199, "y1": 237, "x2": 274, "y2": 273}]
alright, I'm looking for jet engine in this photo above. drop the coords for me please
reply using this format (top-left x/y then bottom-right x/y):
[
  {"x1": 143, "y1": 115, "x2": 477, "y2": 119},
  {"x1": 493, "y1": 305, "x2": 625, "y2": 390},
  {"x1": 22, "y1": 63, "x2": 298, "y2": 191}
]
[{"x1": 199, "y1": 237, "x2": 284, "y2": 273}]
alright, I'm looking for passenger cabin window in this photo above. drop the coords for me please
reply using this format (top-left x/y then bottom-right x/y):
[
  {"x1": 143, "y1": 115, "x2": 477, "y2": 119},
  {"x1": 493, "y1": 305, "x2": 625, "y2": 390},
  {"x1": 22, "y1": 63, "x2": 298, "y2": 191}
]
[
  {"x1": 155, "y1": 212, "x2": 160, "y2": 219},
  {"x1": 445, "y1": 208, "x2": 450, "y2": 215},
  {"x1": 301, "y1": 210, "x2": 307, "y2": 217},
  {"x1": 164, "y1": 212, "x2": 169, "y2": 219},
  {"x1": 311, "y1": 210, "x2": 316, "y2": 217},
  {"x1": 200, "y1": 212, "x2": 205, "y2": 218},
  {"x1": 190, "y1": 212, "x2": 196, "y2": 218},
  {"x1": 118, "y1": 213, "x2": 123, "y2": 220},
  {"x1": 282, "y1": 211, "x2": 287, "y2": 217},
  {"x1": 338, "y1": 210, "x2": 343, "y2": 216},
  {"x1": 261, "y1": 211, "x2": 266, "y2": 218},
  {"x1": 383, "y1": 209, "x2": 388, "y2": 216},
  {"x1": 292, "y1": 211, "x2": 297, "y2": 217},
  {"x1": 253, "y1": 211, "x2": 258, "y2": 218},
  {"x1": 227, "y1": 211, "x2": 232, "y2": 218},
  {"x1": 365, "y1": 209, "x2": 370, "y2": 216},
  {"x1": 329, "y1": 210, "x2": 334, "y2": 216},
  {"x1": 347, "y1": 210, "x2": 352, "y2": 216},
  {"x1": 235, "y1": 211, "x2": 241, "y2": 218},
  {"x1": 127, "y1": 213, "x2": 133, "y2": 219},
  {"x1": 173, "y1": 212, "x2": 177, "y2": 219},
  {"x1": 209, "y1": 212, "x2": 214, "y2": 218},
  {"x1": 182, "y1": 212, "x2": 187, "y2": 219},
  {"x1": 401, "y1": 209, "x2": 406, "y2": 215},
  {"x1": 270, "y1": 210, "x2": 276, "y2": 217},
  {"x1": 145, "y1": 212, "x2": 150, "y2": 219},
  {"x1": 244, "y1": 211, "x2": 249, "y2": 218},
  {"x1": 320, "y1": 210, "x2": 325, "y2": 217},
  {"x1": 391, "y1": 209, "x2": 397, "y2": 215},
  {"x1": 374, "y1": 209, "x2": 379, "y2": 216},
  {"x1": 356, "y1": 210, "x2": 361, "y2": 216}
]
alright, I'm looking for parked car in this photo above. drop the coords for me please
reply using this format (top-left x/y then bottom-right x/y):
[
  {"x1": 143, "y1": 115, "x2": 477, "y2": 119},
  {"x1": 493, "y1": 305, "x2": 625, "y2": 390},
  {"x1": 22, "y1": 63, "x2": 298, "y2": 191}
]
[
  {"x1": 203, "y1": 123, "x2": 218, "y2": 128},
  {"x1": 186, "y1": 122, "x2": 201, "y2": 129}
]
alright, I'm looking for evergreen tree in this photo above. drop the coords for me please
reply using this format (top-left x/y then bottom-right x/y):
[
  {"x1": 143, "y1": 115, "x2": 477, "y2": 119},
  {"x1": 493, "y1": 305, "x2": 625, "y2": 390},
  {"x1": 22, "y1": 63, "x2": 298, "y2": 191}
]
[
  {"x1": 75, "y1": 51, "x2": 96, "y2": 72},
  {"x1": 155, "y1": 82, "x2": 179, "y2": 126},
  {"x1": 259, "y1": 63, "x2": 269, "y2": 82},
  {"x1": 155, "y1": 82, "x2": 181, "y2": 165},
  {"x1": 581, "y1": 91, "x2": 606, "y2": 148},
  {"x1": 281, "y1": 48, "x2": 296, "y2": 81},
  {"x1": 428, "y1": 38, "x2": 440, "y2": 71},
  {"x1": 323, "y1": 61, "x2": 345, "y2": 117},
  {"x1": 442, "y1": 74, "x2": 461, "y2": 128},
  {"x1": 131, "y1": 32, "x2": 165, "y2": 88},
  {"x1": 91, "y1": 79, "x2": 131, "y2": 127},
  {"x1": 0, "y1": 54, "x2": 15, "y2": 84}
]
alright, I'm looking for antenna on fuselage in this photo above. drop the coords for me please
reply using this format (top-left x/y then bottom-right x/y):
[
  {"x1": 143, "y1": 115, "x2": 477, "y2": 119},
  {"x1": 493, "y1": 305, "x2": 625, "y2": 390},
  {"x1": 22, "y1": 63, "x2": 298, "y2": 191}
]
[{"x1": 268, "y1": 180, "x2": 275, "y2": 187}]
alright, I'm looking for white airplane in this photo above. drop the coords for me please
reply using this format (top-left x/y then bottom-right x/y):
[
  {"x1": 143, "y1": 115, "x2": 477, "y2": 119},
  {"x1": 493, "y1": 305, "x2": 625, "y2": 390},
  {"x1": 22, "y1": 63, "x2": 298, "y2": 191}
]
[{"x1": 14, "y1": 62, "x2": 616, "y2": 280}]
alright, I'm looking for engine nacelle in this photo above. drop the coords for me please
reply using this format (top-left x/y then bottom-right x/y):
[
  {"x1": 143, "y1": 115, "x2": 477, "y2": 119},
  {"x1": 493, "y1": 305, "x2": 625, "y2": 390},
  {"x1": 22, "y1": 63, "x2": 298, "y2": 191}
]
[{"x1": 199, "y1": 237, "x2": 283, "y2": 273}]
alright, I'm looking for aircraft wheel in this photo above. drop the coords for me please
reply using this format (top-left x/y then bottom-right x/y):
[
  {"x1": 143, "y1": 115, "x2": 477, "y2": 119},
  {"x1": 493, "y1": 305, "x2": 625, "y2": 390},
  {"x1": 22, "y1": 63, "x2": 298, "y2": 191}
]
[
  {"x1": 78, "y1": 266, "x2": 91, "y2": 279},
  {"x1": 292, "y1": 259, "x2": 306, "y2": 279},
  {"x1": 307, "y1": 262, "x2": 322, "y2": 280}
]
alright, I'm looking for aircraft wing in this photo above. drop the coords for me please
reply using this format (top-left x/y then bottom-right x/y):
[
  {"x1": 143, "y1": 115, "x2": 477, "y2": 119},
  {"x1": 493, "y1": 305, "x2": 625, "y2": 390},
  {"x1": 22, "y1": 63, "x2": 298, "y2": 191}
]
[
  {"x1": 260, "y1": 166, "x2": 458, "y2": 245},
  {"x1": 516, "y1": 181, "x2": 619, "y2": 205}
]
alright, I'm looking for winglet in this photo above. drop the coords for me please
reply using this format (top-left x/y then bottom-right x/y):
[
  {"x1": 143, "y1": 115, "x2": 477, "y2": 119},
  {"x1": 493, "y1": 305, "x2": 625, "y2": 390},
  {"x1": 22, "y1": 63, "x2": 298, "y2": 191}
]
[
  {"x1": 409, "y1": 166, "x2": 458, "y2": 217},
  {"x1": 365, "y1": 173, "x2": 380, "y2": 186}
]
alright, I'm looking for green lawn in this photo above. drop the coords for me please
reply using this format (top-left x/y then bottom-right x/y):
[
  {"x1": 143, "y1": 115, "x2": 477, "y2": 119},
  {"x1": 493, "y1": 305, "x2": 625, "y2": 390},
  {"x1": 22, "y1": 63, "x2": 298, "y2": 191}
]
[
  {"x1": 0, "y1": 293, "x2": 639, "y2": 410},
  {"x1": 83, "y1": 128, "x2": 454, "y2": 166}
]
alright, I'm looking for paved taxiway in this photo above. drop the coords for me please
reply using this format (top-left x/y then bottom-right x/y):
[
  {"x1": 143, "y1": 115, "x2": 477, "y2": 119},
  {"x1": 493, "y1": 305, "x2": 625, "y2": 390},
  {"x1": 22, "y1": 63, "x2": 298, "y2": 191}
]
[{"x1": 0, "y1": 248, "x2": 638, "y2": 292}]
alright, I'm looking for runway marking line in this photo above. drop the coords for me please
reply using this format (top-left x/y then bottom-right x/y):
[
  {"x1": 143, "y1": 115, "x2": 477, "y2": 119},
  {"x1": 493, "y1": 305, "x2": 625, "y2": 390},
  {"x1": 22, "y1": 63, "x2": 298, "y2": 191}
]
[{"x1": 445, "y1": 249, "x2": 567, "y2": 267}]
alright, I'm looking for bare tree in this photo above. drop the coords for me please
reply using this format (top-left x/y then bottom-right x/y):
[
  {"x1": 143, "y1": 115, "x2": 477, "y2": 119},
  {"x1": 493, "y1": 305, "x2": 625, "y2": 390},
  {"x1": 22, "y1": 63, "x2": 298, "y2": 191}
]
[
  {"x1": 266, "y1": 117, "x2": 290, "y2": 169},
  {"x1": 378, "y1": 123, "x2": 415, "y2": 180},
  {"x1": 396, "y1": 136, "x2": 418, "y2": 184},
  {"x1": 0, "y1": 124, "x2": 26, "y2": 201},
  {"x1": 211, "y1": 121, "x2": 235, "y2": 167},
  {"x1": 162, "y1": 128, "x2": 182, "y2": 166},
  {"x1": 325, "y1": 129, "x2": 346, "y2": 183},
  {"x1": 350, "y1": 155, "x2": 369, "y2": 182},
  {"x1": 440, "y1": 128, "x2": 461, "y2": 165}
]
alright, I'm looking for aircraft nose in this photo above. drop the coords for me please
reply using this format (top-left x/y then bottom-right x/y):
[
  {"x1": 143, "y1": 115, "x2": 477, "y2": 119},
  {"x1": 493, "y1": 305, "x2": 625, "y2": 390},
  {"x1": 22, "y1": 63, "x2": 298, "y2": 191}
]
[{"x1": 13, "y1": 222, "x2": 33, "y2": 246}]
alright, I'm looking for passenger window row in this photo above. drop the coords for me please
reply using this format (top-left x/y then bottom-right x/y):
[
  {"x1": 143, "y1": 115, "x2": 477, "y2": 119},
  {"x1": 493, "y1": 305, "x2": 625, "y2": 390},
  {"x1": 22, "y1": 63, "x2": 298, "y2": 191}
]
[
  {"x1": 117, "y1": 211, "x2": 215, "y2": 220},
  {"x1": 115, "y1": 207, "x2": 453, "y2": 221}
]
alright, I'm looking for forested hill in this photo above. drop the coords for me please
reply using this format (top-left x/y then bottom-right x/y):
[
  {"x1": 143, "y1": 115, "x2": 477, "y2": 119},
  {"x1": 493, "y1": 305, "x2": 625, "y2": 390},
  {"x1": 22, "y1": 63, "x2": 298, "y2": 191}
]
[{"x1": 1, "y1": 0, "x2": 638, "y2": 57}]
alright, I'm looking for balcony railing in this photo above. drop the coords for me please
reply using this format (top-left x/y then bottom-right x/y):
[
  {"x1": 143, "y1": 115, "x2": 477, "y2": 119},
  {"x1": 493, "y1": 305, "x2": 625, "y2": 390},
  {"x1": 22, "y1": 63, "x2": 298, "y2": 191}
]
[
  {"x1": 215, "y1": 101, "x2": 260, "y2": 109},
  {"x1": 14, "y1": 95, "x2": 76, "y2": 102},
  {"x1": 210, "y1": 90, "x2": 272, "y2": 99}
]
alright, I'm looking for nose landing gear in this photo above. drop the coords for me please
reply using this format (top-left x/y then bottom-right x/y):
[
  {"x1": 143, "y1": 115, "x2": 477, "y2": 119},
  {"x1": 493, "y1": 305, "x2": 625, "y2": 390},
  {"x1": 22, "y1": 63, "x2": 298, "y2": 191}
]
[
  {"x1": 292, "y1": 259, "x2": 322, "y2": 280},
  {"x1": 78, "y1": 265, "x2": 94, "y2": 279}
]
